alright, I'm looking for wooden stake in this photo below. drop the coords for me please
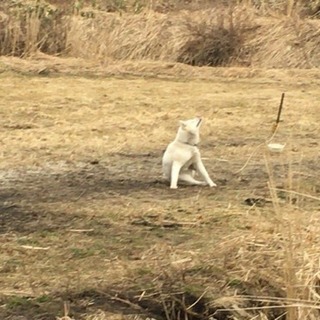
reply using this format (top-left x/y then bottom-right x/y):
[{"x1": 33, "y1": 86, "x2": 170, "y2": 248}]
[
  {"x1": 276, "y1": 93, "x2": 285, "y2": 124},
  {"x1": 273, "y1": 92, "x2": 285, "y2": 133}
]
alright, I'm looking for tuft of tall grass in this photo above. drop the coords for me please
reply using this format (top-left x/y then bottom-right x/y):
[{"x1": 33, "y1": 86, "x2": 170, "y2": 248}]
[
  {"x1": 0, "y1": 0, "x2": 68, "y2": 57},
  {"x1": 176, "y1": 6, "x2": 248, "y2": 67}
]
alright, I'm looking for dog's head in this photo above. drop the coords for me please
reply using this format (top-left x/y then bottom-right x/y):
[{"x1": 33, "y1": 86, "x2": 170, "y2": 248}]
[{"x1": 178, "y1": 117, "x2": 202, "y2": 145}]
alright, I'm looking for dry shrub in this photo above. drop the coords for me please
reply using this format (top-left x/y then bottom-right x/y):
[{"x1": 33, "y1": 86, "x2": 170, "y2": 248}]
[
  {"x1": 0, "y1": 0, "x2": 68, "y2": 56},
  {"x1": 67, "y1": 5, "x2": 320, "y2": 68},
  {"x1": 176, "y1": 6, "x2": 254, "y2": 67},
  {"x1": 248, "y1": 16, "x2": 320, "y2": 68},
  {"x1": 177, "y1": 24, "x2": 240, "y2": 67},
  {"x1": 67, "y1": 7, "x2": 255, "y2": 67}
]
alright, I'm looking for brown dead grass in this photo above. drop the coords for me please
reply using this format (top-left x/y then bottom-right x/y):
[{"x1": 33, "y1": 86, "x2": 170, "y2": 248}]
[
  {"x1": 248, "y1": 15, "x2": 320, "y2": 68},
  {"x1": 66, "y1": 7, "x2": 252, "y2": 65},
  {"x1": 0, "y1": 58, "x2": 319, "y2": 319},
  {"x1": 65, "y1": 6, "x2": 320, "y2": 68},
  {"x1": 2, "y1": 1, "x2": 320, "y2": 68}
]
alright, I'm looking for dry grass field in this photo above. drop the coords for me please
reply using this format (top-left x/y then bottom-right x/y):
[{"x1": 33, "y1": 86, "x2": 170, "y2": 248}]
[{"x1": 0, "y1": 57, "x2": 320, "y2": 319}]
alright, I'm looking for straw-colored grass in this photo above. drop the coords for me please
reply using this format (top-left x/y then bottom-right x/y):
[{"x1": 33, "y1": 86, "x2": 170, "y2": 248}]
[
  {"x1": 1, "y1": 1, "x2": 320, "y2": 68},
  {"x1": 66, "y1": 5, "x2": 320, "y2": 68},
  {"x1": 66, "y1": 7, "x2": 254, "y2": 66},
  {"x1": 0, "y1": 0, "x2": 67, "y2": 56},
  {"x1": 0, "y1": 57, "x2": 319, "y2": 319},
  {"x1": 0, "y1": 3, "x2": 319, "y2": 320},
  {"x1": 248, "y1": 15, "x2": 320, "y2": 68}
]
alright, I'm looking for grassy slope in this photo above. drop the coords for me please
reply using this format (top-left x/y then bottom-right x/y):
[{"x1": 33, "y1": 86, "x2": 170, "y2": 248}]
[{"x1": 0, "y1": 59, "x2": 319, "y2": 319}]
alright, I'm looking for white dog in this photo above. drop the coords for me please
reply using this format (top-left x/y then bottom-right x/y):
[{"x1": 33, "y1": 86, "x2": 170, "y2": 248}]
[{"x1": 162, "y1": 117, "x2": 217, "y2": 189}]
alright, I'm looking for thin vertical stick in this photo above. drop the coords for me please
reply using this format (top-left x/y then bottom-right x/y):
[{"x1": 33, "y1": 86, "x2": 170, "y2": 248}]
[
  {"x1": 276, "y1": 93, "x2": 285, "y2": 125},
  {"x1": 272, "y1": 92, "x2": 285, "y2": 133}
]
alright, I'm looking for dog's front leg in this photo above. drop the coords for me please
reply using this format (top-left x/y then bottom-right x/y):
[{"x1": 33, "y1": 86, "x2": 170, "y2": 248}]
[
  {"x1": 194, "y1": 156, "x2": 217, "y2": 187},
  {"x1": 170, "y1": 161, "x2": 182, "y2": 189}
]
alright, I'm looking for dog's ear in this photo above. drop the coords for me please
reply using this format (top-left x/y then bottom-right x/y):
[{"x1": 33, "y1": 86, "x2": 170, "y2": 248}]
[{"x1": 179, "y1": 120, "x2": 187, "y2": 129}]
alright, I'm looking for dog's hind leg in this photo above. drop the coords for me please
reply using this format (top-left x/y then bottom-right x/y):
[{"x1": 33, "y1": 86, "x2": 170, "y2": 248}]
[
  {"x1": 179, "y1": 172, "x2": 206, "y2": 186},
  {"x1": 195, "y1": 157, "x2": 217, "y2": 187},
  {"x1": 170, "y1": 161, "x2": 182, "y2": 189}
]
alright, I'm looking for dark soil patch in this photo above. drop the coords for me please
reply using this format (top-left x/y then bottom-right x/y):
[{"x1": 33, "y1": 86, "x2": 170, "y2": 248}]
[
  {"x1": 0, "y1": 287, "x2": 223, "y2": 320},
  {"x1": 1, "y1": 149, "x2": 318, "y2": 236},
  {"x1": 0, "y1": 203, "x2": 88, "y2": 234},
  {"x1": 0, "y1": 276, "x2": 288, "y2": 320}
]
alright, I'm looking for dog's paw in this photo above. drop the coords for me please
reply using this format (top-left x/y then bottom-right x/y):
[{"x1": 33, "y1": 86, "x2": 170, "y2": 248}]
[
  {"x1": 208, "y1": 181, "x2": 217, "y2": 187},
  {"x1": 170, "y1": 185, "x2": 178, "y2": 189}
]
